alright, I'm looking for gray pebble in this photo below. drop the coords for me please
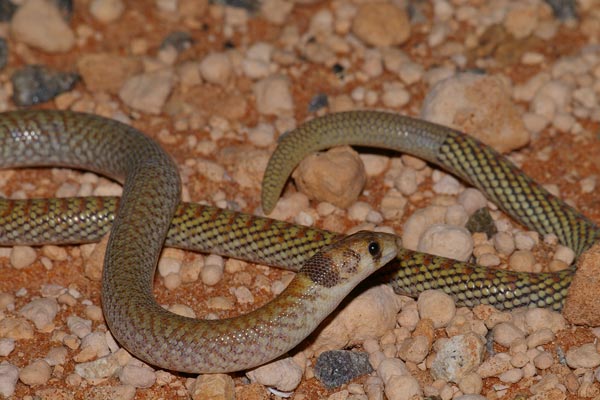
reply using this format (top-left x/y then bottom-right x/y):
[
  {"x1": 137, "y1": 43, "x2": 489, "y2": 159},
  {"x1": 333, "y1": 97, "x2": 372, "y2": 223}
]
[
  {"x1": 160, "y1": 31, "x2": 194, "y2": 52},
  {"x1": 0, "y1": 0, "x2": 16, "y2": 22},
  {"x1": 314, "y1": 350, "x2": 373, "y2": 389},
  {"x1": 465, "y1": 208, "x2": 497, "y2": 238},
  {"x1": 544, "y1": 0, "x2": 577, "y2": 20},
  {"x1": 11, "y1": 65, "x2": 79, "y2": 106},
  {"x1": 0, "y1": 38, "x2": 7, "y2": 70}
]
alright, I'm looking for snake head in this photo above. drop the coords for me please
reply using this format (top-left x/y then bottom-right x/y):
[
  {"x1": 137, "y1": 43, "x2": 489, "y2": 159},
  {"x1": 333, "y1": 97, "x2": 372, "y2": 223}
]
[{"x1": 300, "y1": 230, "x2": 399, "y2": 288}]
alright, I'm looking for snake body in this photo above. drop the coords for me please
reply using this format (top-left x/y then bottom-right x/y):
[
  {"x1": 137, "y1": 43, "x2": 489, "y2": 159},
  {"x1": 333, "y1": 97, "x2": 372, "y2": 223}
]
[{"x1": 0, "y1": 110, "x2": 597, "y2": 372}]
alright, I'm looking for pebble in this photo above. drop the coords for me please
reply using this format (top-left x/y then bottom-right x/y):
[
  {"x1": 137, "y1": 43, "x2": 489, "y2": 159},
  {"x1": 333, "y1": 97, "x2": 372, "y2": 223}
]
[
  {"x1": 508, "y1": 250, "x2": 536, "y2": 272},
  {"x1": 431, "y1": 333, "x2": 485, "y2": 382},
  {"x1": 0, "y1": 317, "x2": 34, "y2": 339},
  {"x1": 402, "y1": 206, "x2": 446, "y2": 250},
  {"x1": 45, "y1": 346, "x2": 68, "y2": 366},
  {"x1": 565, "y1": 343, "x2": 600, "y2": 369},
  {"x1": 293, "y1": 146, "x2": 366, "y2": 209},
  {"x1": 492, "y1": 322, "x2": 526, "y2": 347},
  {"x1": 67, "y1": 316, "x2": 92, "y2": 338},
  {"x1": 477, "y1": 353, "x2": 512, "y2": 378},
  {"x1": 524, "y1": 308, "x2": 566, "y2": 333},
  {"x1": 19, "y1": 298, "x2": 59, "y2": 330},
  {"x1": 10, "y1": 0, "x2": 75, "y2": 52},
  {"x1": 458, "y1": 372, "x2": 483, "y2": 395},
  {"x1": 77, "y1": 53, "x2": 142, "y2": 94},
  {"x1": 457, "y1": 189, "x2": 488, "y2": 216},
  {"x1": 253, "y1": 74, "x2": 294, "y2": 115},
  {"x1": 396, "y1": 335, "x2": 430, "y2": 363},
  {"x1": 351, "y1": 3, "x2": 411, "y2": 47},
  {"x1": 0, "y1": 38, "x2": 8, "y2": 70},
  {"x1": 76, "y1": 332, "x2": 110, "y2": 362},
  {"x1": 417, "y1": 224, "x2": 473, "y2": 262},
  {"x1": 201, "y1": 259, "x2": 224, "y2": 286},
  {"x1": 246, "y1": 357, "x2": 302, "y2": 392},
  {"x1": 11, "y1": 64, "x2": 78, "y2": 106},
  {"x1": 422, "y1": 73, "x2": 530, "y2": 153},
  {"x1": 0, "y1": 363, "x2": 18, "y2": 397},
  {"x1": 189, "y1": 373, "x2": 235, "y2": 400},
  {"x1": 89, "y1": 0, "x2": 124, "y2": 23},
  {"x1": 0, "y1": 339, "x2": 14, "y2": 356},
  {"x1": 498, "y1": 367, "x2": 524, "y2": 384},
  {"x1": 75, "y1": 354, "x2": 122, "y2": 380},
  {"x1": 417, "y1": 290, "x2": 456, "y2": 328},
  {"x1": 10, "y1": 246, "x2": 37, "y2": 269},
  {"x1": 19, "y1": 359, "x2": 52, "y2": 386},
  {"x1": 381, "y1": 82, "x2": 410, "y2": 108},
  {"x1": 247, "y1": 123, "x2": 275, "y2": 147},
  {"x1": 394, "y1": 168, "x2": 418, "y2": 196},
  {"x1": 157, "y1": 257, "x2": 182, "y2": 277},
  {"x1": 119, "y1": 69, "x2": 175, "y2": 114},
  {"x1": 118, "y1": 364, "x2": 156, "y2": 388},
  {"x1": 314, "y1": 350, "x2": 372, "y2": 389},
  {"x1": 384, "y1": 375, "x2": 423, "y2": 400},
  {"x1": 308, "y1": 285, "x2": 401, "y2": 355},
  {"x1": 199, "y1": 52, "x2": 232, "y2": 86}
]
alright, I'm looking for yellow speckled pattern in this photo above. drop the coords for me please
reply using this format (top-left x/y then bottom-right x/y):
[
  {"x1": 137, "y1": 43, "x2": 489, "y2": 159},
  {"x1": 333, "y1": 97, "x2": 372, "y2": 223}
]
[
  {"x1": 263, "y1": 110, "x2": 600, "y2": 312},
  {"x1": 0, "y1": 110, "x2": 399, "y2": 373}
]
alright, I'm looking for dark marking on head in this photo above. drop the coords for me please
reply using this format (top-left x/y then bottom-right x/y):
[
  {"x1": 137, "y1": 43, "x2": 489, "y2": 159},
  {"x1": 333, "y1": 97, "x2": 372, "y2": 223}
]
[{"x1": 301, "y1": 252, "x2": 340, "y2": 288}]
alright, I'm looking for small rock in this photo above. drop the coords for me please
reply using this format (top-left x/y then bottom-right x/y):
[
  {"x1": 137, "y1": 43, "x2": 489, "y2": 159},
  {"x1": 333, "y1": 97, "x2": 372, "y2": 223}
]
[
  {"x1": 396, "y1": 335, "x2": 430, "y2": 363},
  {"x1": 477, "y1": 353, "x2": 512, "y2": 378},
  {"x1": 0, "y1": 317, "x2": 34, "y2": 339},
  {"x1": 422, "y1": 73, "x2": 530, "y2": 153},
  {"x1": 352, "y1": 3, "x2": 410, "y2": 47},
  {"x1": 492, "y1": 322, "x2": 525, "y2": 347},
  {"x1": 89, "y1": 0, "x2": 124, "y2": 23},
  {"x1": 314, "y1": 350, "x2": 372, "y2": 389},
  {"x1": 565, "y1": 343, "x2": 600, "y2": 369},
  {"x1": 119, "y1": 69, "x2": 174, "y2": 114},
  {"x1": 465, "y1": 208, "x2": 497, "y2": 238},
  {"x1": 189, "y1": 373, "x2": 235, "y2": 400},
  {"x1": 10, "y1": 0, "x2": 75, "y2": 52},
  {"x1": 247, "y1": 358, "x2": 303, "y2": 392},
  {"x1": 0, "y1": 339, "x2": 15, "y2": 356},
  {"x1": 77, "y1": 53, "x2": 142, "y2": 94},
  {"x1": 199, "y1": 52, "x2": 232, "y2": 86},
  {"x1": 10, "y1": 245, "x2": 37, "y2": 269},
  {"x1": 308, "y1": 285, "x2": 401, "y2": 355},
  {"x1": 19, "y1": 359, "x2": 51, "y2": 386},
  {"x1": 118, "y1": 365, "x2": 156, "y2": 388},
  {"x1": 160, "y1": 31, "x2": 194, "y2": 53},
  {"x1": 457, "y1": 188, "x2": 488, "y2": 216},
  {"x1": 253, "y1": 75, "x2": 294, "y2": 115},
  {"x1": 430, "y1": 333, "x2": 485, "y2": 382},
  {"x1": 75, "y1": 354, "x2": 121, "y2": 380},
  {"x1": 508, "y1": 250, "x2": 536, "y2": 272},
  {"x1": 89, "y1": 385, "x2": 136, "y2": 400},
  {"x1": 293, "y1": 146, "x2": 366, "y2": 210},
  {"x1": 67, "y1": 316, "x2": 92, "y2": 338},
  {"x1": 0, "y1": 363, "x2": 19, "y2": 397},
  {"x1": 458, "y1": 372, "x2": 483, "y2": 395},
  {"x1": 384, "y1": 375, "x2": 422, "y2": 400},
  {"x1": 377, "y1": 358, "x2": 409, "y2": 383},
  {"x1": 402, "y1": 206, "x2": 446, "y2": 250},
  {"x1": 19, "y1": 298, "x2": 58, "y2": 330},
  {"x1": 417, "y1": 290, "x2": 456, "y2": 328},
  {"x1": 417, "y1": 224, "x2": 473, "y2": 262},
  {"x1": 11, "y1": 65, "x2": 79, "y2": 106}
]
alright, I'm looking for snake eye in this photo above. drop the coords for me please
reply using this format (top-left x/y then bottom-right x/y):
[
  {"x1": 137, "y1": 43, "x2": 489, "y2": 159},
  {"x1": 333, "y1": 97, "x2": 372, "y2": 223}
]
[{"x1": 368, "y1": 241, "x2": 380, "y2": 257}]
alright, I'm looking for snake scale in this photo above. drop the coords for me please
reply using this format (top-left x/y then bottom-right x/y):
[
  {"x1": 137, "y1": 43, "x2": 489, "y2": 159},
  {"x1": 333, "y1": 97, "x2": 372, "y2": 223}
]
[{"x1": 0, "y1": 110, "x2": 597, "y2": 373}]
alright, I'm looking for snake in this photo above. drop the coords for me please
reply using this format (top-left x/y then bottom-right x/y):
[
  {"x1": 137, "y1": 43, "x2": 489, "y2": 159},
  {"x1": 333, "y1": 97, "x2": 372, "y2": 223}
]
[{"x1": 0, "y1": 110, "x2": 597, "y2": 373}]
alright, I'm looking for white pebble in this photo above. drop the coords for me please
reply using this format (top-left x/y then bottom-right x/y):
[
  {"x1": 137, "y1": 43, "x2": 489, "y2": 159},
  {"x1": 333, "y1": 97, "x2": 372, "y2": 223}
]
[
  {"x1": 498, "y1": 368, "x2": 523, "y2": 384},
  {"x1": 201, "y1": 263, "x2": 224, "y2": 286},
  {"x1": 157, "y1": 257, "x2": 181, "y2": 278},
  {"x1": 0, "y1": 339, "x2": 15, "y2": 356},
  {"x1": 509, "y1": 250, "x2": 535, "y2": 272},
  {"x1": 457, "y1": 188, "x2": 488, "y2": 215},
  {"x1": 514, "y1": 232, "x2": 536, "y2": 250},
  {"x1": 417, "y1": 290, "x2": 456, "y2": 328},
  {"x1": 394, "y1": 168, "x2": 418, "y2": 196},
  {"x1": 199, "y1": 52, "x2": 232, "y2": 86},
  {"x1": 492, "y1": 322, "x2": 525, "y2": 347},
  {"x1": 247, "y1": 123, "x2": 275, "y2": 147},
  {"x1": 445, "y1": 204, "x2": 468, "y2": 226},
  {"x1": 67, "y1": 316, "x2": 92, "y2": 339},
  {"x1": 19, "y1": 298, "x2": 58, "y2": 330},
  {"x1": 246, "y1": 357, "x2": 303, "y2": 392},
  {"x1": 566, "y1": 343, "x2": 600, "y2": 369},
  {"x1": 493, "y1": 231, "x2": 515, "y2": 255},
  {"x1": 553, "y1": 245, "x2": 575, "y2": 265},
  {"x1": 119, "y1": 364, "x2": 156, "y2": 388},
  {"x1": 89, "y1": 0, "x2": 124, "y2": 23},
  {"x1": 19, "y1": 359, "x2": 51, "y2": 386},
  {"x1": 432, "y1": 174, "x2": 462, "y2": 195},
  {"x1": 418, "y1": 224, "x2": 473, "y2": 262},
  {"x1": 0, "y1": 363, "x2": 19, "y2": 397},
  {"x1": 254, "y1": 75, "x2": 294, "y2": 116},
  {"x1": 10, "y1": 246, "x2": 37, "y2": 269},
  {"x1": 233, "y1": 287, "x2": 254, "y2": 304},
  {"x1": 384, "y1": 375, "x2": 423, "y2": 400},
  {"x1": 348, "y1": 201, "x2": 372, "y2": 221}
]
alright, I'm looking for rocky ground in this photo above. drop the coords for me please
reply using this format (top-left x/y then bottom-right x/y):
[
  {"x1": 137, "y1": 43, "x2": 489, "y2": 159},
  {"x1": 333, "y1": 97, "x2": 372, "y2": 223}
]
[{"x1": 0, "y1": 0, "x2": 600, "y2": 399}]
